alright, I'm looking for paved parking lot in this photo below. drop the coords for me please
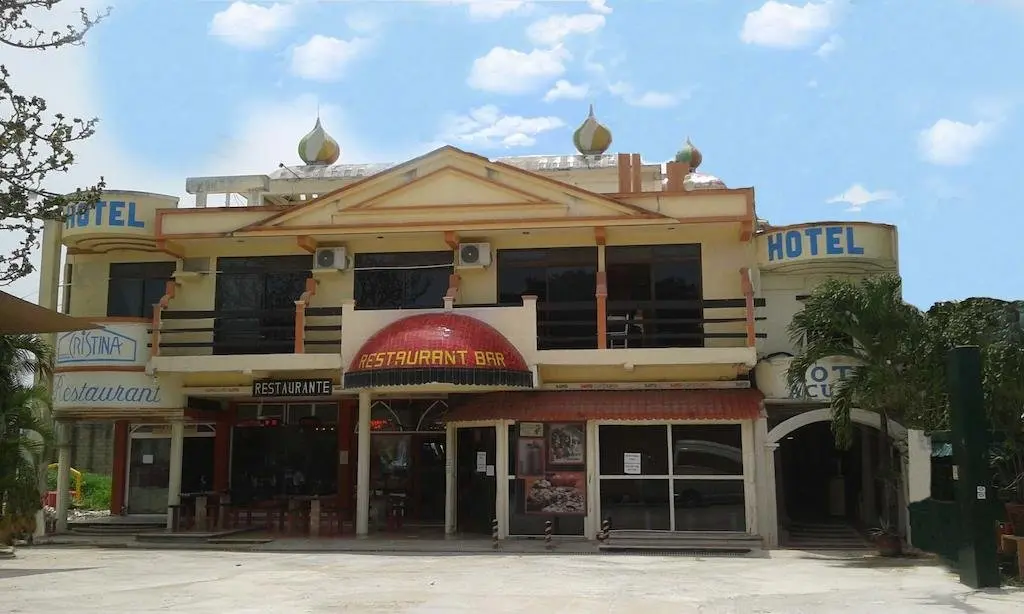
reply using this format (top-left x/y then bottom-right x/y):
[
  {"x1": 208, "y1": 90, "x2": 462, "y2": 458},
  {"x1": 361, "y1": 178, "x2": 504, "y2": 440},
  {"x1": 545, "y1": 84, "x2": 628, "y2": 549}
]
[{"x1": 1, "y1": 547, "x2": 1021, "y2": 613}]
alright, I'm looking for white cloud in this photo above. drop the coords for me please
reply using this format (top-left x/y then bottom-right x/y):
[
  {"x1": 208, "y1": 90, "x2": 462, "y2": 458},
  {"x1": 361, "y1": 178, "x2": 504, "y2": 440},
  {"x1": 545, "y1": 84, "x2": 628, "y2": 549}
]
[
  {"x1": 918, "y1": 118, "x2": 997, "y2": 166},
  {"x1": 431, "y1": 0, "x2": 534, "y2": 20},
  {"x1": 209, "y1": 1, "x2": 295, "y2": 49},
  {"x1": 608, "y1": 82, "x2": 682, "y2": 109},
  {"x1": 290, "y1": 35, "x2": 370, "y2": 82},
  {"x1": 740, "y1": 1, "x2": 841, "y2": 49},
  {"x1": 526, "y1": 13, "x2": 606, "y2": 46},
  {"x1": 544, "y1": 79, "x2": 589, "y2": 102},
  {"x1": 825, "y1": 184, "x2": 897, "y2": 212},
  {"x1": 467, "y1": 46, "x2": 569, "y2": 95},
  {"x1": 587, "y1": 0, "x2": 614, "y2": 15},
  {"x1": 345, "y1": 12, "x2": 383, "y2": 34},
  {"x1": 440, "y1": 105, "x2": 564, "y2": 148},
  {"x1": 814, "y1": 34, "x2": 842, "y2": 58}
]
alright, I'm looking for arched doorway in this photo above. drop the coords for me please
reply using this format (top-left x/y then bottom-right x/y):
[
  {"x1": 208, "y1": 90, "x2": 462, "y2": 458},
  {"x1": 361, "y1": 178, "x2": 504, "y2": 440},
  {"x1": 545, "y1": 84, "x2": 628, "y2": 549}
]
[{"x1": 767, "y1": 409, "x2": 906, "y2": 549}]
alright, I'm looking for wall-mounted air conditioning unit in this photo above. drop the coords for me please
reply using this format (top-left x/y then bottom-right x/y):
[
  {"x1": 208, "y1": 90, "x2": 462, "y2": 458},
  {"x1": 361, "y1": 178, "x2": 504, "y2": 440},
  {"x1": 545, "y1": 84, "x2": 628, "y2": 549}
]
[
  {"x1": 314, "y1": 247, "x2": 348, "y2": 271},
  {"x1": 456, "y1": 242, "x2": 492, "y2": 269}
]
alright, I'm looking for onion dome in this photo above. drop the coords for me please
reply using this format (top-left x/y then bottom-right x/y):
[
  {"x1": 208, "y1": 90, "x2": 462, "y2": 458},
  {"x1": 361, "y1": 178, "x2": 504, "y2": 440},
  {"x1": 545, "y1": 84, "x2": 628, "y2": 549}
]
[
  {"x1": 674, "y1": 137, "x2": 703, "y2": 169},
  {"x1": 683, "y1": 171, "x2": 727, "y2": 191},
  {"x1": 572, "y1": 104, "x2": 613, "y2": 156},
  {"x1": 298, "y1": 117, "x2": 341, "y2": 165}
]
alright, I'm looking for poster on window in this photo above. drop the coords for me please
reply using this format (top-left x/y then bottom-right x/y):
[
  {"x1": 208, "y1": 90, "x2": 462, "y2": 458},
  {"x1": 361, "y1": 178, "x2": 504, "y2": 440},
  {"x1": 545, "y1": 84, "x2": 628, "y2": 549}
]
[
  {"x1": 517, "y1": 438, "x2": 545, "y2": 477},
  {"x1": 524, "y1": 472, "x2": 586, "y2": 515},
  {"x1": 547, "y1": 423, "x2": 585, "y2": 465}
]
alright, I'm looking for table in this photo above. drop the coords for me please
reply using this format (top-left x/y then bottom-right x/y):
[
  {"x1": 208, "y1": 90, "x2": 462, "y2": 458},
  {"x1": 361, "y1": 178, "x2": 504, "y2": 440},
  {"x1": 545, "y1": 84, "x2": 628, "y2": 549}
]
[{"x1": 1000, "y1": 534, "x2": 1024, "y2": 579}]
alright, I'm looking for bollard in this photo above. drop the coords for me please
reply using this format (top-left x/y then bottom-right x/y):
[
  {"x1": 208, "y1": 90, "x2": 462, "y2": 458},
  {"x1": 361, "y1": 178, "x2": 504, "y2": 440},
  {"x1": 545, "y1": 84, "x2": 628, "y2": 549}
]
[
  {"x1": 597, "y1": 518, "x2": 611, "y2": 542},
  {"x1": 545, "y1": 520, "x2": 553, "y2": 550},
  {"x1": 492, "y1": 518, "x2": 500, "y2": 549}
]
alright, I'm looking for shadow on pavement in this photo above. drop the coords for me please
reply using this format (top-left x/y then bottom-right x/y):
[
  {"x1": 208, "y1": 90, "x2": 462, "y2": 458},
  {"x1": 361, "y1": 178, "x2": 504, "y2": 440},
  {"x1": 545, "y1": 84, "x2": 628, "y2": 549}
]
[{"x1": 0, "y1": 568, "x2": 95, "y2": 580}]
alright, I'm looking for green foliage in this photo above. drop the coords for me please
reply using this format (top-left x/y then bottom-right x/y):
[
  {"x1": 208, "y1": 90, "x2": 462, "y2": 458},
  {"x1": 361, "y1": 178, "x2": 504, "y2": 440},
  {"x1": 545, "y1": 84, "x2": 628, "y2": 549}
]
[
  {"x1": 0, "y1": 0, "x2": 110, "y2": 283},
  {"x1": 787, "y1": 276, "x2": 1024, "y2": 504},
  {"x1": 45, "y1": 467, "x2": 112, "y2": 510},
  {"x1": 0, "y1": 334, "x2": 53, "y2": 521}
]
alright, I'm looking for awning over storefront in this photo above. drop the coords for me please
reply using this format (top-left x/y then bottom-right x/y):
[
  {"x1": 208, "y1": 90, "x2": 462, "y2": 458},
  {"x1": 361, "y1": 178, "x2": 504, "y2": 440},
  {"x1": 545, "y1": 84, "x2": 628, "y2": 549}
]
[
  {"x1": 0, "y1": 290, "x2": 99, "y2": 334},
  {"x1": 343, "y1": 312, "x2": 533, "y2": 389},
  {"x1": 446, "y1": 389, "x2": 764, "y2": 422}
]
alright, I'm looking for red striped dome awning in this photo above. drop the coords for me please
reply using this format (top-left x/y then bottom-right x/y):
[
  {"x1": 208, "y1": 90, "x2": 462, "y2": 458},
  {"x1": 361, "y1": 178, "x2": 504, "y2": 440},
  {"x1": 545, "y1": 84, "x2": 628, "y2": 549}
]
[
  {"x1": 344, "y1": 312, "x2": 533, "y2": 389},
  {"x1": 446, "y1": 389, "x2": 764, "y2": 422}
]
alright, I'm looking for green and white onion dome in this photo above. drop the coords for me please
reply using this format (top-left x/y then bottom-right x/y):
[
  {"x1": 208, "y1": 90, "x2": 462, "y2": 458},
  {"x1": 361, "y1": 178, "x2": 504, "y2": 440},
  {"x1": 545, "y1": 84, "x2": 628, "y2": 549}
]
[
  {"x1": 573, "y1": 104, "x2": 613, "y2": 156},
  {"x1": 298, "y1": 118, "x2": 341, "y2": 165},
  {"x1": 674, "y1": 137, "x2": 703, "y2": 169}
]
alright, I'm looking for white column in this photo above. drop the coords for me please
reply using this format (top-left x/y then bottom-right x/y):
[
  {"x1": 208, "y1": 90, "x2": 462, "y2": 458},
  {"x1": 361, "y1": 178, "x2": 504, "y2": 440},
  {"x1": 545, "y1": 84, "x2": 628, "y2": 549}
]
[
  {"x1": 584, "y1": 420, "x2": 599, "y2": 539},
  {"x1": 54, "y1": 421, "x2": 72, "y2": 533},
  {"x1": 195, "y1": 191, "x2": 207, "y2": 208},
  {"x1": 742, "y1": 420, "x2": 757, "y2": 535},
  {"x1": 753, "y1": 416, "x2": 772, "y2": 543},
  {"x1": 860, "y1": 426, "x2": 876, "y2": 525},
  {"x1": 495, "y1": 421, "x2": 509, "y2": 539},
  {"x1": 35, "y1": 219, "x2": 63, "y2": 538},
  {"x1": 906, "y1": 429, "x2": 932, "y2": 504},
  {"x1": 166, "y1": 419, "x2": 185, "y2": 530},
  {"x1": 355, "y1": 391, "x2": 372, "y2": 536},
  {"x1": 445, "y1": 423, "x2": 456, "y2": 536}
]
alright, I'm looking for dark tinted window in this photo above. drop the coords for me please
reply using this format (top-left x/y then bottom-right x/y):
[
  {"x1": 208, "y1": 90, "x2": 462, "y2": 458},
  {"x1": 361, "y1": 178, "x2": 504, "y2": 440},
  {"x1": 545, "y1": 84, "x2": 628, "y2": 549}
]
[
  {"x1": 107, "y1": 262, "x2": 176, "y2": 318},
  {"x1": 353, "y1": 251, "x2": 453, "y2": 310}
]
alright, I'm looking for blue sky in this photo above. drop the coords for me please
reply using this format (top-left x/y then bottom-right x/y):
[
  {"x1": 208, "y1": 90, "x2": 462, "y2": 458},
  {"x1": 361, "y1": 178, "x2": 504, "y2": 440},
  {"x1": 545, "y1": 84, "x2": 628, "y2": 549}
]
[{"x1": 5, "y1": 0, "x2": 1023, "y2": 308}]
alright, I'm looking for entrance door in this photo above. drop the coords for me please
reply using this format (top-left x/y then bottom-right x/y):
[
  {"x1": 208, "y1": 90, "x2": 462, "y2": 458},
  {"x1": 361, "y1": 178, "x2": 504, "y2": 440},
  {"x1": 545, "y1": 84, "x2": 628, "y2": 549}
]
[
  {"x1": 411, "y1": 434, "x2": 446, "y2": 525},
  {"x1": 127, "y1": 438, "x2": 171, "y2": 514},
  {"x1": 456, "y1": 426, "x2": 497, "y2": 534}
]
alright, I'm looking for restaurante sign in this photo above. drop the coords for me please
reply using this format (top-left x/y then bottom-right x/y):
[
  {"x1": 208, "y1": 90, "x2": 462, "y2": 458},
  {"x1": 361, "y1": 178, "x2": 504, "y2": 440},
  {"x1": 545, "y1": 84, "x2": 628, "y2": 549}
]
[
  {"x1": 251, "y1": 378, "x2": 334, "y2": 398},
  {"x1": 356, "y1": 349, "x2": 509, "y2": 370},
  {"x1": 52, "y1": 372, "x2": 183, "y2": 409}
]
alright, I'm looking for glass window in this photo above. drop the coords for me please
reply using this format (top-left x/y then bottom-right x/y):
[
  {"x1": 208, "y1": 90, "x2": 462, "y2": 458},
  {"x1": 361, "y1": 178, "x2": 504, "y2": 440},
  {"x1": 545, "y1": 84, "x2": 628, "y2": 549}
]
[
  {"x1": 599, "y1": 479, "x2": 671, "y2": 531},
  {"x1": 107, "y1": 262, "x2": 176, "y2": 318},
  {"x1": 214, "y1": 256, "x2": 311, "y2": 354},
  {"x1": 605, "y1": 244, "x2": 703, "y2": 348},
  {"x1": 496, "y1": 247, "x2": 598, "y2": 349},
  {"x1": 598, "y1": 425, "x2": 669, "y2": 475},
  {"x1": 353, "y1": 251, "x2": 453, "y2": 310},
  {"x1": 673, "y1": 480, "x2": 746, "y2": 531},
  {"x1": 671, "y1": 425, "x2": 744, "y2": 476}
]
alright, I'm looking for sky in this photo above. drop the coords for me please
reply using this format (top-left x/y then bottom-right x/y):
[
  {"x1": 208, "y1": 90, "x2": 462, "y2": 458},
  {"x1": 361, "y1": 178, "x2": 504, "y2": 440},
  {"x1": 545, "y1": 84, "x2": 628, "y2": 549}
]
[{"x1": 3, "y1": 0, "x2": 1022, "y2": 309}]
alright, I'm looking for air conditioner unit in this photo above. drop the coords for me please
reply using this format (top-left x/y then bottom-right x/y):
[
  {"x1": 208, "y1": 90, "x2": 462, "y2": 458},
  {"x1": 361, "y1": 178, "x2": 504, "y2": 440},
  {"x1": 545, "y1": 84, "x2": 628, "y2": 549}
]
[
  {"x1": 314, "y1": 247, "x2": 348, "y2": 271},
  {"x1": 457, "y1": 242, "x2": 492, "y2": 269}
]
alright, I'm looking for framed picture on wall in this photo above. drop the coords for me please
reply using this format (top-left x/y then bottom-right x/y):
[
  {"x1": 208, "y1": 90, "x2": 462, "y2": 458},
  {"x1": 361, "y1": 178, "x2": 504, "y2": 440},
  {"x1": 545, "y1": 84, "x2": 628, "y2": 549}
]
[
  {"x1": 547, "y1": 423, "x2": 585, "y2": 466},
  {"x1": 524, "y1": 472, "x2": 586, "y2": 515},
  {"x1": 516, "y1": 438, "x2": 545, "y2": 477}
]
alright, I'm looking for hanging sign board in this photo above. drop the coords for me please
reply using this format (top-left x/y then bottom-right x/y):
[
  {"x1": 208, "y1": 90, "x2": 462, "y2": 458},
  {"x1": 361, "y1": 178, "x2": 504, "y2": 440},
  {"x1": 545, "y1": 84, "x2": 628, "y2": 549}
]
[{"x1": 251, "y1": 378, "x2": 333, "y2": 398}]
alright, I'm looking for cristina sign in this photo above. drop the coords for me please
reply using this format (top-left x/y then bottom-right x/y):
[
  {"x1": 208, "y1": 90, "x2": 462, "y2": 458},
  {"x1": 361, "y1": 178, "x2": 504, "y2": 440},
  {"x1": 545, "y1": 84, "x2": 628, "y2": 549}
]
[
  {"x1": 55, "y1": 323, "x2": 148, "y2": 368},
  {"x1": 52, "y1": 372, "x2": 183, "y2": 409},
  {"x1": 765, "y1": 225, "x2": 864, "y2": 263}
]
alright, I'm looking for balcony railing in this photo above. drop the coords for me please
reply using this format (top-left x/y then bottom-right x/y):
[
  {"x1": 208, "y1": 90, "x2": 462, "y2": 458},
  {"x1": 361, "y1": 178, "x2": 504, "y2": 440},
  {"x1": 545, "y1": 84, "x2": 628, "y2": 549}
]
[
  {"x1": 456, "y1": 298, "x2": 765, "y2": 351},
  {"x1": 154, "y1": 307, "x2": 342, "y2": 356}
]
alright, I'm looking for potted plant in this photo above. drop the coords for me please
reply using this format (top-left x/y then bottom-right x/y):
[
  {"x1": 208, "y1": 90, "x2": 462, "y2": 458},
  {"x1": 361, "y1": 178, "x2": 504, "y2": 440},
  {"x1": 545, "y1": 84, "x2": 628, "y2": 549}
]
[{"x1": 868, "y1": 521, "x2": 903, "y2": 557}]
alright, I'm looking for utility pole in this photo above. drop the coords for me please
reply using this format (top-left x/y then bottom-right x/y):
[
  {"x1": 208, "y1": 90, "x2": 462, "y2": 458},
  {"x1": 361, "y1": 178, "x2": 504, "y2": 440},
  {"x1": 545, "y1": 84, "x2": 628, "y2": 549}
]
[{"x1": 947, "y1": 345, "x2": 1000, "y2": 588}]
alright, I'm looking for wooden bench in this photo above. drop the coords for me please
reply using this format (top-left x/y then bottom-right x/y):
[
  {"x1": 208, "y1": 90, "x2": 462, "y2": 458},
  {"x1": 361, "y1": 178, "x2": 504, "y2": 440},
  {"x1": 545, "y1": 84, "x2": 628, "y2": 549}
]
[{"x1": 1000, "y1": 534, "x2": 1024, "y2": 578}]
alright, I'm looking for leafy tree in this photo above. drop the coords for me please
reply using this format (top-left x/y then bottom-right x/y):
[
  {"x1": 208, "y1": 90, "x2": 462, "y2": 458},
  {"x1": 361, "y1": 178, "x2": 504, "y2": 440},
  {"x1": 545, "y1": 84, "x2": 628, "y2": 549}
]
[
  {"x1": 0, "y1": 334, "x2": 53, "y2": 545},
  {"x1": 1, "y1": 0, "x2": 110, "y2": 284}
]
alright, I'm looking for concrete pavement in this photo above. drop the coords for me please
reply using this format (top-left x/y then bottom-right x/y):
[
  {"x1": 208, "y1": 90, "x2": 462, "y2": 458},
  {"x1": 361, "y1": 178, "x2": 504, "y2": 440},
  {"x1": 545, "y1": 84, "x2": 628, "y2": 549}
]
[{"x1": 1, "y1": 547, "x2": 1022, "y2": 613}]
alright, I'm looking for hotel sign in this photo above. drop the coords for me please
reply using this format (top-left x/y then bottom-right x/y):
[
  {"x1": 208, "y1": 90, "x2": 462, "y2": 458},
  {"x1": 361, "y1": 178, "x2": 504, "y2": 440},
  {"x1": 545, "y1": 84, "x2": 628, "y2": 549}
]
[{"x1": 251, "y1": 378, "x2": 334, "y2": 398}]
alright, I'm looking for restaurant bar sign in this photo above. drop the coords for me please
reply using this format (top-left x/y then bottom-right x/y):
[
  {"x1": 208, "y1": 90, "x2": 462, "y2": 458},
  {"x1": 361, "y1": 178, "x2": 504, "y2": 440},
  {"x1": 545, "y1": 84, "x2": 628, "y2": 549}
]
[
  {"x1": 251, "y1": 378, "x2": 334, "y2": 398},
  {"x1": 343, "y1": 312, "x2": 534, "y2": 389}
]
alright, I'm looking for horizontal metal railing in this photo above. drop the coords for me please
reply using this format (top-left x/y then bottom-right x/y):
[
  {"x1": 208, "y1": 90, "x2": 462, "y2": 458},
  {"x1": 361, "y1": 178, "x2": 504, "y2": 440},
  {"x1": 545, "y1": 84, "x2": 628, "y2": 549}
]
[{"x1": 156, "y1": 307, "x2": 342, "y2": 356}]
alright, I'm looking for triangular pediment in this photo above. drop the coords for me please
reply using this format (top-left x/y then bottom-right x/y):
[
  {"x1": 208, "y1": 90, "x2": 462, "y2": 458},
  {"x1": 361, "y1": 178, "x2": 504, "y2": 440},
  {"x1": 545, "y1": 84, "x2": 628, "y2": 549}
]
[{"x1": 242, "y1": 146, "x2": 667, "y2": 232}]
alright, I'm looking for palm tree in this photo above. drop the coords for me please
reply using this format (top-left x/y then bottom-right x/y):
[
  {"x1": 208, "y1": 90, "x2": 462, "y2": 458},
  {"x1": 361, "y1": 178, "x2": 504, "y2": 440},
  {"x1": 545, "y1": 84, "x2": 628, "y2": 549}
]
[
  {"x1": 785, "y1": 274, "x2": 931, "y2": 533},
  {"x1": 0, "y1": 334, "x2": 53, "y2": 547}
]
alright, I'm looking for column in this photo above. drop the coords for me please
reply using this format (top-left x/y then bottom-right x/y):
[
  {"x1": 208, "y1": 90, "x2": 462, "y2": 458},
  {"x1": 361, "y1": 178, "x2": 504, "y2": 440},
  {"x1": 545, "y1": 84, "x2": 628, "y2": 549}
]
[
  {"x1": 166, "y1": 419, "x2": 185, "y2": 531},
  {"x1": 584, "y1": 420, "x2": 599, "y2": 539},
  {"x1": 355, "y1": 391, "x2": 372, "y2": 536},
  {"x1": 495, "y1": 422, "x2": 509, "y2": 539},
  {"x1": 34, "y1": 219, "x2": 63, "y2": 538},
  {"x1": 754, "y1": 416, "x2": 778, "y2": 547},
  {"x1": 444, "y1": 423, "x2": 456, "y2": 536},
  {"x1": 860, "y1": 426, "x2": 876, "y2": 525},
  {"x1": 54, "y1": 421, "x2": 72, "y2": 533},
  {"x1": 110, "y1": 421, "x2": 129, "y2": 515}
]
